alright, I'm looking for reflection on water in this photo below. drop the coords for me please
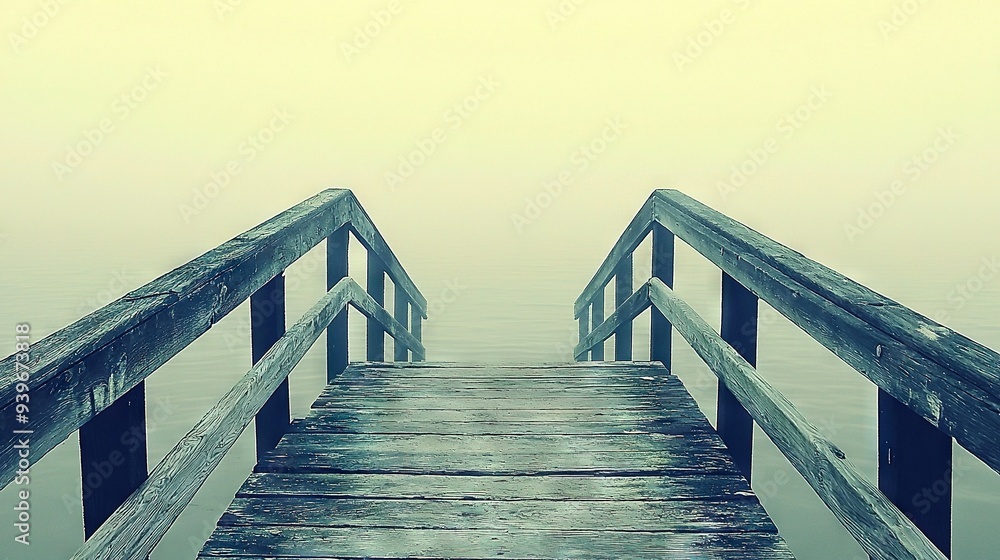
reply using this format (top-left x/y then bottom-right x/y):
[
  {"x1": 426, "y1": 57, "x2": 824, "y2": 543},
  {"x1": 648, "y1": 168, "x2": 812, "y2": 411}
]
[{"x1": 1, "y1": 238, "x2": 999, "y2": 560}]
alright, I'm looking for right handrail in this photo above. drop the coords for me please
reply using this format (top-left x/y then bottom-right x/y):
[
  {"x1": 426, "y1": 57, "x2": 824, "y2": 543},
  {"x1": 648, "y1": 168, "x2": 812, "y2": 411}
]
[{"x1": 574, "y1": 189, "x2": 1000, "y2": 559}]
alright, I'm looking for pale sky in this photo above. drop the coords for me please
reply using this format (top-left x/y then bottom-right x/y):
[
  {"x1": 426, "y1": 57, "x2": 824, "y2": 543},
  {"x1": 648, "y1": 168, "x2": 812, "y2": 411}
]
[
  {"x1": 2, "y1": 0, "x2": 998, "y2": 278},
  {"x1": 2, "y1": 5, "x2": 999, "y2": 558}
]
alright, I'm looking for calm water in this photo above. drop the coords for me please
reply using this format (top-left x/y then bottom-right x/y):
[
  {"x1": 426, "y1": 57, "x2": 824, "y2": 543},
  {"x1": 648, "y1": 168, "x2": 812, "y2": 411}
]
[{"x1": 2, "y1": 235, "x2": 999, "y2": 560}]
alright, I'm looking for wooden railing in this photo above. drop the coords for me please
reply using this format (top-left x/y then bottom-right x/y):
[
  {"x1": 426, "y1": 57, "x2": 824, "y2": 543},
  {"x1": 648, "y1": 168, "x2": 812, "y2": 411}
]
[
  {"x1": 0, "y1": 189, "x2": 426, "y2": 559},
  {"x1": 574, "y1": 189, "x2": 1000, "y2": 560}
]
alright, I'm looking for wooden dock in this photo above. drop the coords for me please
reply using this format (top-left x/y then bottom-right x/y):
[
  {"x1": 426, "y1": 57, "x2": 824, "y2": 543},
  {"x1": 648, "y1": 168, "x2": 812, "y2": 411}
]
[
  {"x1": 198, "y1": 362, "x2": 793, "y2": 559},
  {"x1": 6, "y1": 188, "x2": 997, "y2": 559}
]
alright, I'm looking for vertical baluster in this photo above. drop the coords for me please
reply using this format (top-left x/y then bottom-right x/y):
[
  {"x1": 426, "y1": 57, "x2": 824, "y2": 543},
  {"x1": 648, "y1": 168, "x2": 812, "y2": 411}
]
[
  {"x1": 79, "y1": 382, "x2": 148, "y2": 538},
  {"x1": 252, "y1": 273, "x2": 288, "y2": 461},
  {"x1": 577, "y1": 305, "x2": 590, "y2": 362},
  {"x1": 591, "y1": 290, "x2": 605, "y2": 361},
  {"x1": 614, "y1": 254, "x2": 633, "y2": 361},
  {"x1": 651, "y1": 223, "x2": 675, "y2": 370},
  {"x1": 394, "y1": 287, "x2": 409, "y2": 361},
  {"x1": 412, "y1": 311, "x2": 425, "y2": 362},
  {"x1": 719, "y1": 272, "x2": 757, "y2": 481},
  {"x1": 367, "y1": 253, "x2": 386, "y2": 362},
  {"x1": 879, "y1": 391, "x2": 953, "y2": 556},
  {"x1": 327, "y1": 227, "x2": 349, "y2": 383}
]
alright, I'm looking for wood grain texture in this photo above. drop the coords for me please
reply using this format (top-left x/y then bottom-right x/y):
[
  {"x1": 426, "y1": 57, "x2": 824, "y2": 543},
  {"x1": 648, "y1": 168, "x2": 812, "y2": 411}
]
[
  {"x1": 0, "y1": 189, "x2": 427, "y2": 488},
  {"x1": 653, "y1": 189, "x2": 1000, "y2": 476},
  {"x1": 198, "y1": 363, "x2": 793, "y2": 559},
  {"x1": 649, "y1": 279, "x2": 946, "y2": 560},
  {"x1": 236, "y1": 472, "x2": 756, "y2": 501},
  {"x1": 199, "y1": 526, "x2": 794, "y2": 559}
]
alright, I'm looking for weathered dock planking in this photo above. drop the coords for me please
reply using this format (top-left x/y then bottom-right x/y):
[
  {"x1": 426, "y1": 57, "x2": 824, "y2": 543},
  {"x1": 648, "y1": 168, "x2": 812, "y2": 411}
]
[{"x1": 198, "y1": 362, "x2": 793, "y2": 559}]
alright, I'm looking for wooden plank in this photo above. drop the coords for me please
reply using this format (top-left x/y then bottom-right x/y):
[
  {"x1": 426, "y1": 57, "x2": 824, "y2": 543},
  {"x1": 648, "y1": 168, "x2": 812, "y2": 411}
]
[
  {"x1": 251, "y1": 273, "x2": 288, "y2": 461},
  {"x1": 309, "y1": 396, "x2": 678, "y2": 410},
  {"x1": 719, "y1": 272, "x2": 757, "y2": 481},
  {"x1": 658, "y1": 188, "x2": 999, "y2": 401},
  {"x1": 325, "y1": 374, "x2": 685, "y2": 389},
  {"x1": 78, "y1": 381, "x2": 147, "y2": 538},
  {"x1": 274, "y1": 432, "x2": 730, "y2": 454},
  {"x1": 217, "y1": 496, "x2": 780, "y2": 533},
  {"x1": 316, "y1": 381, "x2": 687, "y2": 399},
  {"x1": 256, "y1": 436, "x2": 740, "y2": 477},
  {"x1": 236, "y1": 472, "x2": 756, "y2": 502},
  {"x1": 326, "y1": 227, "x2": 349, "y2": 382},
  {"x1": 331, "y1": 361, "x2": 669, "y2": 377},
  {"x1": 654, "y1": 189, "x2": 1000, "y2": 476},
  {"x1": 287, "y1": 417, "x2": 712, "y2": 436},
  {"x1": 614, "y1": 254, "x2": 634, "y2": 361},
  {"x1": 317, "y1": 374, "x2": 690, "y2": 397},
  {"x1": 650, "y1": 222, "x2": 674, "y2": 367},
  {"x1": 879, "y1": 390, "x2": 953, "y2": 556},
  {"x1": 649, "y1": 278, "x2": 946, "y2": 560},
  {"x1": 0, "y1": 189, "x2": 353, "y2": 488},
  {"x1": 573, "y1": 195, "x2": 654, "y2": 318},
  {"x1": 198, "y1": 526, "x2": 794, "y2": 559},
  {"x1": 69, "y1": 279, "x2": 356, "y2": 560},
  {"x1": 575, "y1": 283, "x2": 650, "y2": 360}
]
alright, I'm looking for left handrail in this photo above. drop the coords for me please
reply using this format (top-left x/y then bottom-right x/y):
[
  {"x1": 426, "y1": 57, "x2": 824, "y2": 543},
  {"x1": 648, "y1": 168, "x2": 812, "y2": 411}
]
[
  {"x1": 69, "y1": 278, "x2": 421, "y2": 560},
  {"x1": 0, "y1": 188, "x2": 426, "y2": 550}
]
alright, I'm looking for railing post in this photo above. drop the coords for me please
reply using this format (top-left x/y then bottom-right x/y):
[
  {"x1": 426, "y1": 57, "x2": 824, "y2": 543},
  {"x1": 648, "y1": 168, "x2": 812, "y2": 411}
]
[
  {"x1": 719, "y1": 272, "x2": 757, "y2": 481},
  {"x1": 591, "y1": 290, "x2": 605, "y2": 361},
  {"x1": 252, "y1": 273, "x2": 288, "y2": 461},
  {"x1": 577, "y1": 305, "x2": 590, "y2": 362},
  {"x1": 412, "y1": 312, "x2": 424, "y2": 361},
  {"x1": 651, "y1": 223, "x2": 675, "y2": 369},
  {"x1": 327, "y1": 227, "x2": 349, "y2": 383},
  {"x1": 367, "y1": 253, "x2": 386, "y2": 361},
  {"x1": 394, "y1": 289, "x2": 409, "y2": 361},
  {"x1": 614, "y1": 254, "x2": 634, "y2": 361},
  {"x1": 878, "y1": 390, "x2": 953, "y2": 556},
  {"x1": 79, "y1": 382, "x2": 148, "y2": 538}
]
